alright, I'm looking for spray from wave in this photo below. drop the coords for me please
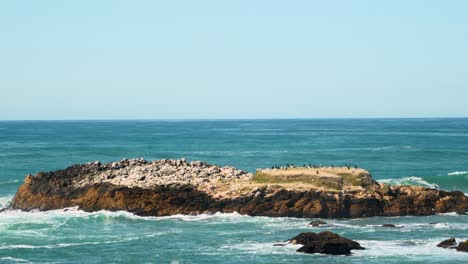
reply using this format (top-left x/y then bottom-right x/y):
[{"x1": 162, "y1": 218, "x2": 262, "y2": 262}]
[
  {"x1": 448, "y1": 171, "x2": 468, "y2": 176},
  {"x1": 0, "y1": 179, "x2": 20, "y2": 186},
  {"x1": 377, "y1": 177, "x2": 439, "y2": 189},
  {"x1": 425, "y1": 171, "x2": 468, "y2": 192},
  {"x1": 0, "y1": 195, "x2": 13, "y2": 209},
  {"x1": 378, "y1": 171, "x2": 468, "y2": 193}
]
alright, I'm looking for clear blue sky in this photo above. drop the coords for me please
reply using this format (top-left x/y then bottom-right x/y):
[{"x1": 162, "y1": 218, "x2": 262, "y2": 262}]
[{"x1": 1, "y1": 1, "x2": 467, "y2": 120}]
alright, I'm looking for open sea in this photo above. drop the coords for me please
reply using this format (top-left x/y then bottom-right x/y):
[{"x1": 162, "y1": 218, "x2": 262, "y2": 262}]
[{"x1": 1, "y1": 118, "x2": 468, "y2": 263}]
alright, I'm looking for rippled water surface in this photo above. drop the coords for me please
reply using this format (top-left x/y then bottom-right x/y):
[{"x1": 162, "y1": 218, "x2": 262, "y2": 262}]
[{"x1": 1, "y1": 119, "x2": 468, "y2": 263}]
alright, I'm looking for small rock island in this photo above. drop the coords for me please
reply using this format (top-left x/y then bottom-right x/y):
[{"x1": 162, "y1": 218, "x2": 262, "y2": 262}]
[{"x1": 8, "y1": 158, "x2": 468, "y2": 218}]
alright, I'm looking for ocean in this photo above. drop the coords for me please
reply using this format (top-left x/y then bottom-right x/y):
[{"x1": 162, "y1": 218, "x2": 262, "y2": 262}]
[{"x1": 1, "y1": 119, "x2": 467, "y2": 263}]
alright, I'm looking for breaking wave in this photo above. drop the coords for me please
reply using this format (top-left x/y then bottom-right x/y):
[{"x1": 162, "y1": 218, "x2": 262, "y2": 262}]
[
  {"x1": 377, "y1": 177, "x2": 439, "y2": 189},
  {"x1": 0, "y1": 195, "x2": 13, "y2": 209},
  {"x1": 448, "y1": 171, "x2": 468, "y2": 176},
  {"x1": 378, "y1": 171, "x2": 468, "y2": 192}
]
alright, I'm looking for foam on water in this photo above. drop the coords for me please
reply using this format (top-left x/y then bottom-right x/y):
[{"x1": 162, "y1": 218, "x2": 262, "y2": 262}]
[
  {"x1": 0, "y1": 179, "x2": 20, "y2": 186},
  {"x1": 0, "y1": 206, "x2": 253, "y2": 225},
  {"x1": 0, "y1": 195, "x2": 13, "y2": 209},
  {"x1": 219, "y1": 241, "x2": 302, "y2": 255},
  {"x1": 448, "y1": 171, "x2": 468, "y2": 176},
  {"x1": 357, "y1": 238, "x2": 468, "y2": 260},
  {"x1": 0, "y1": 233, "x2": 164, "y2": 250},
  {"x1": 377, "y1": 177, "x2": 439, "y2": 189},
  {"x1": 0, "y1": 257, "x2": 33, "y2": 264}
]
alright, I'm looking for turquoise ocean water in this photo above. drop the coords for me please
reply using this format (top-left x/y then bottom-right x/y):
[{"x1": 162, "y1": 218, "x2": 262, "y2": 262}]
[{"x1": 0, "y1": 119, "x2": 467, "y2": 263}]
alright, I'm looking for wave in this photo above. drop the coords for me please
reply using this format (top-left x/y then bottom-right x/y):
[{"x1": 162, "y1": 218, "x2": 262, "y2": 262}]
[
  {"x1": 0, "y1": 179, "x2": 20, "y2": 186},
  {"x1": 424, "y1": 172, "x2": 468, "y2": 192},
  {"x1": 448, "y1": 171, "x2": 468, "y2": 176},
  {"x1": 356, "y1": 238, "x2": 468, "y2": 259},
  {"x1": 0, "y1": 195, "x2": 13, "y2": 209},
  {"x1": 0, "y1": 257, "x2": 33, "y2": 264},
  {"x1": 0, "y1": 206, "x2": 252, "y2": 224},
  {"x1": 0, "y1": 233, "x2": 164, "y2": 250},
  {"x1": 377, "y1": 177, "x2": 439, "y2": 189},
  {"x1": 219, "y1": 241, "x2": 301, "y2": 256},
  {"x1": 378, "y1": 171, "x2": 468, "y2": 193}
]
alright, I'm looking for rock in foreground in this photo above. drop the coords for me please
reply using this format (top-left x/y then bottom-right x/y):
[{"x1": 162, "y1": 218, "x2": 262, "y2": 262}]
[
  {"x1": 437, "y1": 238, "x2": 457, "y2": 248},
  {"x1": 289, "y1": 231, "x2": 364, "y2": 255},
  {"x1": 8, "y1": 158, "x2": 468, "y2": 218}
]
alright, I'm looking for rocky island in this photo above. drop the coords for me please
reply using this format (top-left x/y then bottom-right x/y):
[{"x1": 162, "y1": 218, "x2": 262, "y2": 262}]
[{"x1": 7, "y1": 158, "x2": 468, "y2": 218}]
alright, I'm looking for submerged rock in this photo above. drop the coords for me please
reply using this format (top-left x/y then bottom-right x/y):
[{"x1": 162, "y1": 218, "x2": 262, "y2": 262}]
[
  {"x1": 289, "y1": 231, "x2": 364, "y2": 255},
  {"x1": 273, "y1": 243, "x2": 287, "y2": 247},
  {"x1": 309, "y1": 220, "x2": 327, "y2": 227},
  {"x1": 382, "y1": 224, "x2": 401, "y2": 228},
  {"x1": 437, "y1": 238, "x2": 457, "y2": 248},
  {"x1": 7, "y1": 159, "x2": 468, "y2": 218}
]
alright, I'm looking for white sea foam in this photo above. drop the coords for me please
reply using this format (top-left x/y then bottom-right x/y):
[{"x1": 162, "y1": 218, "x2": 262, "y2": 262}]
[
  {"x1": 0, "y1": 206, "x2": 254, "y2": 225},
  {"x1": 0, "y1": 257, "x2": 33, "y2": 264},
  {"x1": 448, "y1": 171, "x2": 468, "y2": 176},
  {"x1": 437, "y1": 212, "x2": 460, "y2": 216},
  {"x1": 356, "y1": 238, "x2": 468, "y2": 260},
  {"x1": 219, "y1": 241, "x2": 301, "y2": 255},
  {"x1": 0, "y1": 179, "x2": 20, "y2": 185},
  {"x1": 156, "y1": 211, "x2": 250, "y2": 222},
  {"x1": 0, "y1": 233, "x2": 166, "y2": 250},
  {"x1": 377, "y1": 176, "x2": 439, "y2": 189},
  {"x1": 0, "y1": 195, "x2": 13, "y2": 209}
]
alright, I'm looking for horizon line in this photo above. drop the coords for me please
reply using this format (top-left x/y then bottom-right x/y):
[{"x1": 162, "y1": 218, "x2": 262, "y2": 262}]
[{"x1": 1, "y1": 116, "x2": 468, "y2": 122}]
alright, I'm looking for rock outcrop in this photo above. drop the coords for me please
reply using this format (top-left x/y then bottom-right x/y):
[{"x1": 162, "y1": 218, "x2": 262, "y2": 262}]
[
  {"x1": 457, "y1": 240, "x2": 468, "y2": 252},
  {"x1": 289, "y1": 231, "x2": 364, "y2": 255},
  {"x1": 8, "y1": 158, "x2": 468, "y2": 218},
  {"x1": 437, "y1": 238, "x2": 457, "y2": 248}
]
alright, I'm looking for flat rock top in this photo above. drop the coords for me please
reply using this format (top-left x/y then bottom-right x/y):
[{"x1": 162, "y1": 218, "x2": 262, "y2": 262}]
[
  {"x1": 72, "y1": 158, "x2": 253, "y2": 190},
  {"x1": 254, "y1": 167, "x2": 378, "y2": 191}
]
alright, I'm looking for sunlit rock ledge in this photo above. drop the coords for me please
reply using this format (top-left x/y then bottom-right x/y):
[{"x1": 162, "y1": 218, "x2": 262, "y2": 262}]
[{"x1": 7, "y1": 158, "x2": 468, "y2": 218}]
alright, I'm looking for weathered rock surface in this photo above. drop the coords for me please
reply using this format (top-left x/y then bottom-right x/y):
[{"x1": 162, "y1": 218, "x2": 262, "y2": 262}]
[
  {"x1": 457, "y1": 240, "x2": 468, "y2": 252},
  {"x1": 8, "y1": 159, "x2": 468, "y2": 218},
  {"x1": 289, "y1": 231, "x2": 364, "y2": 255},
  {"x1": 437, "y1": 238, "x2": 457, "y2": 248}
]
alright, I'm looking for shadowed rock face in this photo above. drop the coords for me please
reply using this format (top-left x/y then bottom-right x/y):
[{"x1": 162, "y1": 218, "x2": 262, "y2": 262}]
[{"x1": 8, "y1": 159, "x2": 468, "y2": 218}]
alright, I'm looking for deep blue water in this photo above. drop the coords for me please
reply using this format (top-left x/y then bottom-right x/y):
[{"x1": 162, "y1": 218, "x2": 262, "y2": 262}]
[{"x1": 1, "y1": 119, "x2": 467, "y2": 263}]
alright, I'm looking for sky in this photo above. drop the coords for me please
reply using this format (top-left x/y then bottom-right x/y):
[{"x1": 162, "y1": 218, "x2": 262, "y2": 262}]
[{"x1": 1, "y1": 0, "x2": 467, "y2": 120}]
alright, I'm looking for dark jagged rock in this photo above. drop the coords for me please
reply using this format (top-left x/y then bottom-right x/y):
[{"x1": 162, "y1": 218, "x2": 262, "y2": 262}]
[
  {"x1": 457, "y1": 240, "x2": 468, "y2": 252},
  {"x1": 273, "y1": 243, "x2": 286, "y2": 247},
  {"x1": 437, "y1": 238, "x2": 457, "y2": 248},
  {"x1": 382, "y1": 224, "x2": 398, "y2": 228},
  {"x1": 309, "y1": 220, "x2": 327, "y2": 227},
  {"x1": 289, "y1": 231, "x2": 364, "y2": 255},
  {"x1": 7, "y1": 159, "x2": 468, "y2": 218}
]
